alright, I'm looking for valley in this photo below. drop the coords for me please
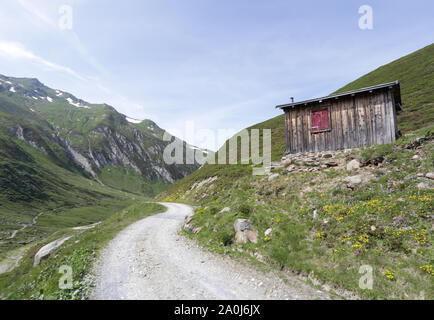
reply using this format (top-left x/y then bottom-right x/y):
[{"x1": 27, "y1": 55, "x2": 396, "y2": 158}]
[{"x1": 0, "y1": 43, "x2": 432, "y2": 300}]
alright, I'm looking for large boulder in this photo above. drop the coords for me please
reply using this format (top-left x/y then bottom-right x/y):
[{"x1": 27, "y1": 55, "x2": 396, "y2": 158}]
[
  {"x1": 234, "y1": 219, "x2": 253, "y2": 233},
  {"x1": 234, "y1": 219, "x2": 257, "y2": 244},
  {"x1": 34, "y1": 237, "x2": 72, "y2": 266}
]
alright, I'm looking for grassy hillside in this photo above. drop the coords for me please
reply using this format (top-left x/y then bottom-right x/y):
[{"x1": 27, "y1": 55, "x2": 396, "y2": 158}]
[
  {"x1": 0, "y1": 202, "x2": 165, "y2": 300},
  {"x1": 158, "y1": 43, "x2": 434, "y2": 299},
  {"x1": 0, "y1": 132, "x2": 139, "y2": 257},
  {"x1": 334, "y1": 43, "x2": 434, "y2": 132},
  {"x1": 162, "y1": 127, "x2": 434, "y2": 299}
]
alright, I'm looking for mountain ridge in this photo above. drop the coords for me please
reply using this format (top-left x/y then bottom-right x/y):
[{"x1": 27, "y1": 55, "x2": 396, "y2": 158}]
[{"x1": 0, "y1": 74, "x2": 204, "y2": 197}]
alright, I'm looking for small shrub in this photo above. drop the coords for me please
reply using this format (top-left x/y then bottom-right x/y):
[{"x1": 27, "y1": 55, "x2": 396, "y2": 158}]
[
  {"x1": 238, "y1": 204, "x2": 252, "y2": 216},
  {"x1": 209, "y1": 207, "x2": 218, "y2": 215},
  {"x1": 217, "y1": 228, "x2": 234, "y2": 246}
]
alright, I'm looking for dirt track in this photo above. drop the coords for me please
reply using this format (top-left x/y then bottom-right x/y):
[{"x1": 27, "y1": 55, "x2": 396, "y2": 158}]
[{"x1": 91, "y1": 202, "x2": 330, "y2": 300}]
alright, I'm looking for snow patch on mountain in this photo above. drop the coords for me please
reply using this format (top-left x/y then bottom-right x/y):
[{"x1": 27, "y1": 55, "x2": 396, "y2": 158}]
[
  {"x1": 126, "y1": 117, "x2": 142, "y2": 124},
  {"x1": 66, "y1": 97, "x2": 90, "y2": 109},
  {"x1": 9, "y1": 87, "x2": 16, "y2": 92}
]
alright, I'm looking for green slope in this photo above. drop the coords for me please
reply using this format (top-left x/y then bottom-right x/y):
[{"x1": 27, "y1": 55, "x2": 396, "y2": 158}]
[
  {"x1": 156, "y1": 43, "x2": 434, "y2": 299},
  {"x1": 334, "y1": 43, "x2": 434, "y2": 132}
]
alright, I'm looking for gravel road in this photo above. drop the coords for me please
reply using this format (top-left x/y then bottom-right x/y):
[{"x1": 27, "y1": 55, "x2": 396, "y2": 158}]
[{"x1": 91, "y1": 202, "x2": 330, "y2": 300}]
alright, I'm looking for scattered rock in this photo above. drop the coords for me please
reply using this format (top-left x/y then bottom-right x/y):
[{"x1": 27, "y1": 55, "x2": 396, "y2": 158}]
[
  {"x1": 72, "y1": 222, "x2": 101, "y2": 230},
  {"x1": 268, "y1": 173, "x2": 280, "y2": 182},
  {"x1": 219, "y1": 207, "x2": 231, "y2": 213},
  {"x1": 286, "y1": 165, "x2": 296, "y2": 173},
  {"x1": 343, "y1": 173, "x2": 375, "y2": 187},
  {"x1": 417, "y1": 182, "x2": 431, "y2": 190},
  {"x1": 412, "y1": 155, "x2": 420, "y2": 160},
  {"x1": 370, "y1": 226, "x2": 376, "y2": 232},
  {"x1": 184, "y1": 215, "x2": 193, "y2": 225},
  {"x1": 313, "y1": 210, "x2": 318, "y2": 220},
  {"x1": 391, "y1": 216, "x2": 409, "y2": 228},
  {"x1": 346, "y1": 159, "x2": 360, "y2": 171},
  {"x1": 426, "y1": 172, "x2": 434, "y2": 180},
  {"x1": 304, "y1": 186, "x2": 313, "y2": 193},
  {"x1": 192, "y1": 227, "x2": 203, "y2": 234},
  {"x1": 184, "y1": 224, "x2": 193, "y2": 233},
  {"x1": 283, "y1": 159, "x2": 292, "y2": 167},
  {"x1": 34, "y1": 237, "x2": 72, "y2": 266},
  {"x1": 344, "y1": 175, "x2": 363, "y2": 185},
  {"x1": 234, "y1": 219, "x2": 253, "y2": 233},
  {"x1": 264, "y1": 228, "x2": 273, "y2": 236},
  {"x1": 325, "y1": 161, "x2": 338, "y2": 167}
]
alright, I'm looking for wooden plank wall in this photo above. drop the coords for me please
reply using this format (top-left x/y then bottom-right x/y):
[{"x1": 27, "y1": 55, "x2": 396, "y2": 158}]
[{"x1": 284, "y1": 88, "x2": 398, "y2": 154}]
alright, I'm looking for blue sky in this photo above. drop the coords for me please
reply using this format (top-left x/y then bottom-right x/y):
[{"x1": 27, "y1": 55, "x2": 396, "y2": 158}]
[{"x1": 0, "y1": 0, "x2": 432, "y2": 150}]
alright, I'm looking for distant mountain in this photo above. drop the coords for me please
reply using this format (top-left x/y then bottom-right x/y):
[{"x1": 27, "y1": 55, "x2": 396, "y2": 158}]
[{"x1": 0, "y1": 74, "x2": 204, "y2": 198}]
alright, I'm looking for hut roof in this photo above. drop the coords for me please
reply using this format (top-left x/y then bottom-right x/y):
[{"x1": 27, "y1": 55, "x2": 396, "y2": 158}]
[{"x1": 276, "y1": 81, "x2": 402, "y2": 111}]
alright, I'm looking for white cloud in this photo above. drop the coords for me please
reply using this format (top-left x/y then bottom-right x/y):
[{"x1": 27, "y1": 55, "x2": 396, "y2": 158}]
[
  {"x1": 15, "y1": 0, "x2": 108, "y2": 75},
  {"x1": 17, "y1": 0, "x2": 56, "y2": 28},
  {"x1": 0, "y1": 41, "x2": 85, "y2": 81}
]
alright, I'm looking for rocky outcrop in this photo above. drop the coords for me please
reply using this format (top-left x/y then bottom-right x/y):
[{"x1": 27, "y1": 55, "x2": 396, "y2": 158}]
[
  {"x1": 34, "y1": 237, "x2": 72, "y2": 266},
  {"x1": 0, "y1": 74, "x2": 203, "y2": 193},
  {"x1": 234, "y1": 219, "x2": 257, "y2": 244},
  {"x1": 278, "y1": 150, "x2": 348, "y2": 174}
]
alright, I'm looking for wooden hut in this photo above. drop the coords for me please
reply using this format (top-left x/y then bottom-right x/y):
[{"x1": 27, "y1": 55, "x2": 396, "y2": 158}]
[{"x1": 276, "y1": 81, "x2": 403, "y2": 154}]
